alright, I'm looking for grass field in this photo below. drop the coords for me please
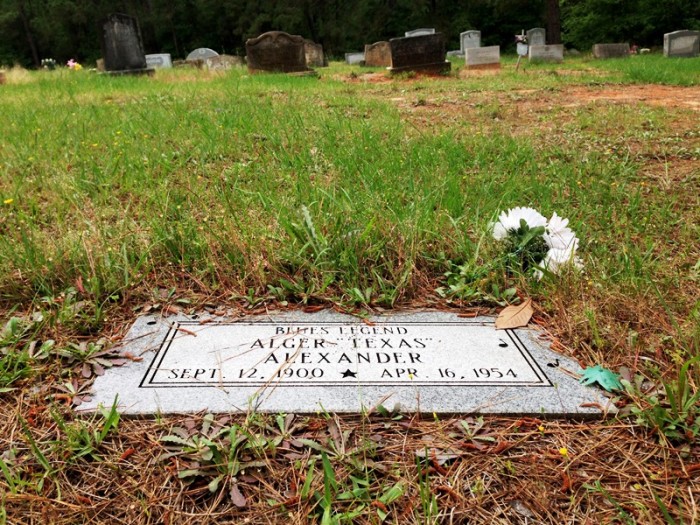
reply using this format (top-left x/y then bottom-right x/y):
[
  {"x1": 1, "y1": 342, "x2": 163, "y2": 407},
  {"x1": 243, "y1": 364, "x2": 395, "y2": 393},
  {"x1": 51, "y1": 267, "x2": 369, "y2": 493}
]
[{"x1": 1, "y1": 55, "x2": 699, "y2": 523}]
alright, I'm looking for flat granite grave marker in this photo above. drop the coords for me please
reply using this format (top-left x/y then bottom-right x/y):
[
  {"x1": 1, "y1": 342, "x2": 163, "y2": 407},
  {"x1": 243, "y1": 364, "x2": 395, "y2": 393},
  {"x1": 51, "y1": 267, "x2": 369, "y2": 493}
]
[
  {"x1": 205, "y1": 54, "x2": 243, "y2": 71},
  {"x1": 145, "y1": 53, "x2": 172, "y2": 69},
  {"x1": 405, "y1": 28, "x2": 435, "y2": 37},
  {"x1": 345, "y1": 52, "x2": 365, "y2": 65},
  {"x1": 465, "y1": 45, "x2": 500, "y2": 69},
  {"x1": 364, "y1": 41, "x2": 392, "y2": 67},
  {"x1": 592, "y1": 43, "x2": 630, "y2": 58},
  {"x1": 246, "y1": 31, "x2": 310, "y2": 73},
  {"x1": 664, "y1": 30, "x2": 700, "y2": 58},
  {"x1": 82, "y1": 311, "x2": 612, "y2": 416},
  {"x1": 388, "y1": 33, "x2": 450, "y2": 74},
  {"x1": 528, "y1": 44, "x2": 564, "y2": 62},
  {"x1": 100, "y1": 13, "x2": 154, "y2": 75},
  {"x1": 527, "y1": 27, "x2": 546, "y2": 46}
]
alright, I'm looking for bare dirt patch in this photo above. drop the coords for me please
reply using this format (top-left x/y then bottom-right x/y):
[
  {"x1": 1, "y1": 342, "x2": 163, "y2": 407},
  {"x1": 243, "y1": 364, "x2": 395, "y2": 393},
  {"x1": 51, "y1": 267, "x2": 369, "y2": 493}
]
[{"x1": 563, "y1": 84, "x2": 700, "y2": 110}]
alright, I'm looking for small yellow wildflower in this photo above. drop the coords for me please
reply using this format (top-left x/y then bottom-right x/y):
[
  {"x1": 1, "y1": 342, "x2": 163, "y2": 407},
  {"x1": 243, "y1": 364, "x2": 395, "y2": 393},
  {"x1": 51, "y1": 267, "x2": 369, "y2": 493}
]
[
  {"x1": 559, "y1": 447, "x2": 569, "y2": 457},
  {"x1": 3, "y1": 198, "x2": 14, "y2": 205},
  {"x1": 538, "y1": 425, "x2": 545, "y2": 432}
]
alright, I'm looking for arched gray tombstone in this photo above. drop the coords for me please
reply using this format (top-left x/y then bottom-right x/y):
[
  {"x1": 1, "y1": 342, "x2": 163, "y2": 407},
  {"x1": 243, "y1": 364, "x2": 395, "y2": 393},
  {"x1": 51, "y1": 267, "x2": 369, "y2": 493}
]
[
  {"x1": 460, "y1": 30, "x2": 481, "y2": 53},
  {"x1": 526, "y1": 28, "x2": 546, "y2": 46},
  {"x1": 186, "y1": 48, "x2": 219, "y2": 61}
]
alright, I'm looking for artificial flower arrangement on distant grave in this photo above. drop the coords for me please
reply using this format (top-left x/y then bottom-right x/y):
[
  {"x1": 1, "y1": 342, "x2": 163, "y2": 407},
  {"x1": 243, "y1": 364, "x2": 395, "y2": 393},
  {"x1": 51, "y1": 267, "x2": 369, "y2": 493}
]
[
  {"x1": 41, "y1": 58, "x2": 57, "y2": 70},
  {"x1": 66, "y1": 59, "x2": 83, "y2": 71},
  {"x1": 491, "y1": 207, "x2": 582, "y2": 279},
  {"x1": 515, "y1": 33, "x2": 529, "y2": 58}
]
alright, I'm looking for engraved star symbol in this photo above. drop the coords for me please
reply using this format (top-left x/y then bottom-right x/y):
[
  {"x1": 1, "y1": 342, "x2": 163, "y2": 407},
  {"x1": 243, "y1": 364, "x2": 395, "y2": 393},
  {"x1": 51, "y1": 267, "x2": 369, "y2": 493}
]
[{"x1": 341, "y1": 369, "x2": 357, "y2": 378}]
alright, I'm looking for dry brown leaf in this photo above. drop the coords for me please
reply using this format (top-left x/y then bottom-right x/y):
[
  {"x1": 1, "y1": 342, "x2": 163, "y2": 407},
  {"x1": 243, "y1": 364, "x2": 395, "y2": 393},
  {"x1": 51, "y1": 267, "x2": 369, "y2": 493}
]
[
  {"x1": 230, "y1": 483, "x2": 247, "y2": 508},
  {"x1": 495, "y1": 298, "x2": 533, "y2": 329}
]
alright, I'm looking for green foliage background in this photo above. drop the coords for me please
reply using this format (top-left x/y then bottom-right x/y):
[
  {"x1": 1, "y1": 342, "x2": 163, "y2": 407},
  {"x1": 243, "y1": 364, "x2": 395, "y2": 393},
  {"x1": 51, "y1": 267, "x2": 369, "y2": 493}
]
[{"x1": 2, "y1": 0, "x2": 698, "y2": 67}]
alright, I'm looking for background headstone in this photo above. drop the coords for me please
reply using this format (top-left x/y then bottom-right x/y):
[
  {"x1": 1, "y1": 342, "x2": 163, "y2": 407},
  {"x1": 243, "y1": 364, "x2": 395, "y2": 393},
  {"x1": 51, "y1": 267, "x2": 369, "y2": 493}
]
[
  {"x1": 245, "y1": 31, "x2": 310, "y2": 73},
  {"x1": 0, "y1": 70, "x2": 5, "y2": 85},
  {"x1": 100, "y1": 13, "x2": 152, "y2": 74},
  {"x1": 388, "y1": 33, "x2": 450, "y2": 74},
  {"x1": 465, "y1": 45, "x2": 500, "y2": 69},
  {"x1": 664, "y1": 30, "x2": 700, "y2": 58},
  {"x1": 186, "y1": 48, "x2": 219, "y2": 61},
  {"x1": 460, "y1": 30, "x2": 481, "y2": 53},
  {"x1": 405, "y1": 28, "x2": 436, "y2": 37},
  {"x1": 304, "y1": 40, "x2": 327, "y2": 67},
  {"x1": 345, "y1": 52, "x2": 365, "y2": 65},
  {"x1": 96, "y1": 58, "x2": 105, "y2": 72},
  {"x1": 528, "y1": 44, "x2": 564, "y2": 62},
  {"x1": 205, "y1": 54, "x2": 243, "y2": 70},
  {"x1": 145, "y1": 53, "x2": 172, "y2": 69},
  {"x1": 364, "y1": 41, "x2": 391, "y2": 67},
  {"x1": 526, "y1": 27, "x2": 546, "y2": 46},
  {"x1": 592, "y1": 43, "x2": 630, "y2": 58}
]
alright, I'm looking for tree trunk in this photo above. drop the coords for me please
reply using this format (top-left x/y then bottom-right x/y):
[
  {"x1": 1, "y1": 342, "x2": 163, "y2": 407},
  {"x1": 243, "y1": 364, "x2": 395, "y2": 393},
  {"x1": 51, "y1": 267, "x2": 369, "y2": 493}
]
[
  {"x1": 545, "y1": 0, "x2": 561, "y2": 45},
  {"x1": 18, "y1": 0, "x2": 40, "y2": 67}
]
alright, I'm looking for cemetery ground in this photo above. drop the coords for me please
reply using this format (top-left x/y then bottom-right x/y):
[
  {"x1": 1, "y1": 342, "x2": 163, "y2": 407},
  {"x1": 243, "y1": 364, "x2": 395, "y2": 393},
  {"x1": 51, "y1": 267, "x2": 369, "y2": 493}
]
[{"x1": 0, "y1": 54, "x2": 699, "y2": 523}]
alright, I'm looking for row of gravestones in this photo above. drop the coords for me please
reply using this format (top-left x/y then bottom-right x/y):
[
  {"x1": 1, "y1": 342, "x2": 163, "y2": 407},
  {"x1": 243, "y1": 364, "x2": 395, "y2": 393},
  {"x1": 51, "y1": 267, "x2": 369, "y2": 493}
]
[
  {"x1": 98, "y1": 13, "x2": 327, "y2": 75},
  {"x1": 96, "y1": 14, "x2": 700, "y2": 76},
  {"x1": 349, "y1": 28, "x2": 549, "y2": 71}
]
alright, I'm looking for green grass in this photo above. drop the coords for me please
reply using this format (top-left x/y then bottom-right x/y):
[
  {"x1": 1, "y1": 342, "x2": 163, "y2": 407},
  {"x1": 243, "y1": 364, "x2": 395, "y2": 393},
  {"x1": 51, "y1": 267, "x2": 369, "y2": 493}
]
[
  {"x1": 592, "y1": 54, "x2": 700, "y2": 86},
  {"x1": 1, "y1": 61, "x2": 698, "y2": 321}
]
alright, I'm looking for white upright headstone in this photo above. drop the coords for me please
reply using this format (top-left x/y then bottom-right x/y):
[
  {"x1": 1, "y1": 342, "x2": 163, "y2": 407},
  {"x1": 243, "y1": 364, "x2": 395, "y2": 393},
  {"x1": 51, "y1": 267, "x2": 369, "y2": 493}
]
[
  {"x1": 526, "y1": 28, "x2": 546, "y2": 46},
  {"x1": 528, "y1": 44, "x2": 564, "y2": 62},
  {"x1": 345, "y1": 52, "x2": 365, "y2": 65},
  {"x1": 460, "y1": 30, "x2": 481, "y2": 53},
  {"x1": 663, "y1": 30, "x2": 700, "y2": 57},
  {"x1": 465, "y1": 45, "x2": 500, "y2": 69}
]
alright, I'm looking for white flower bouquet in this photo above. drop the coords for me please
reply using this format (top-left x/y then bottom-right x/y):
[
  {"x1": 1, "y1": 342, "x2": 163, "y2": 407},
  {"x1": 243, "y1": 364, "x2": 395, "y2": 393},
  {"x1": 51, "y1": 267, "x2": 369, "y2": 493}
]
[{"x1": 492, "y1": 207, "x2": 582, "y2": 279}]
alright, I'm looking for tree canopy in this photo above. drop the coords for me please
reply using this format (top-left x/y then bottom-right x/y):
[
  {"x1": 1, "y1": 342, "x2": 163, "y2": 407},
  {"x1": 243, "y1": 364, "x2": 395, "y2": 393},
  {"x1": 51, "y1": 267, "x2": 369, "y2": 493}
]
[{"x1": 1, "y1": 0, "x2": 698, "y2": 67}]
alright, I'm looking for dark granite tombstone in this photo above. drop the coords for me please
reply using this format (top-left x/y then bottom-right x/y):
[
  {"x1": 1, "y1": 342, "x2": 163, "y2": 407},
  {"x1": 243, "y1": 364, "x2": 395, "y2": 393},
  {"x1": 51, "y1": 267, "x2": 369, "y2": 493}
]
[
  {"x1": 364, "y1": 41, "x2": 391, "y2": 67},
  {"x1": 245, "y1": 31, "x2": 310, "y2": 73},
  {"x1": 100, "y1": 14, "x2": 153, "y2": 75},
  {"x1": 388, "y1": 33, "x2": 450, "y2": 74}
]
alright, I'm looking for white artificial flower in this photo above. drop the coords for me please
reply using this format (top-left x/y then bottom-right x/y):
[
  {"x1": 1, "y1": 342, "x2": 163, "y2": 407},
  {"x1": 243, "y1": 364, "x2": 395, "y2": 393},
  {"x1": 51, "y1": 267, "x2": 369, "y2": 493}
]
[
  {"x1": 544, "y1": 212, "x2": 579, "y2": 251},
  {"x1": 534, "y1": 247, "x2": 583, "y2": 280},
  {"x1": 492, "y1": 207, "x2": 547, "y2": 240}
]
